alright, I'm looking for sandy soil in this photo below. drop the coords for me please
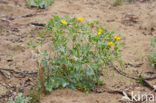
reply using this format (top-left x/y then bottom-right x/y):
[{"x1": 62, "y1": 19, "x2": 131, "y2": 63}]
[{"x1": 0, "y1": 0, "x2": 156, "y2": 103}]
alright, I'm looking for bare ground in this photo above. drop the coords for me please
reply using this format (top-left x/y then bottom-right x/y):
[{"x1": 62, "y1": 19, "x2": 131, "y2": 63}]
[{"x1": 0, "y1": 0, "x2": 156, "y2": 103}]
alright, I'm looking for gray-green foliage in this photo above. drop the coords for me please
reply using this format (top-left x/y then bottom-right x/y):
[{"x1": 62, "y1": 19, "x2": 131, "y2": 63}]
[
  {"x1": 8, "y1": 93, "x2": 31, "y2": 103},
  {"x1": 26, "y1": 0, "x2": 54, "y2": 8}
]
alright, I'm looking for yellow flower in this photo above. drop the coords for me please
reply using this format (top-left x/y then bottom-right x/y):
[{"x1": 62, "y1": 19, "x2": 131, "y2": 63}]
[
  {"x1": 77, "y1": 17, "x2": 84, "y2": 21},
  {"x1": 114, "y1": 36, "x2": 121, "y2": 41},
  {"x1": 108, "y1": 42, "x2": 114, "y2": 47},
  {"x1": 61, "y1": 19, "x2": 68, "y2": 25},
  {"x1": 98, "y1": 29, "x2": 103, "y2": 35}
]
